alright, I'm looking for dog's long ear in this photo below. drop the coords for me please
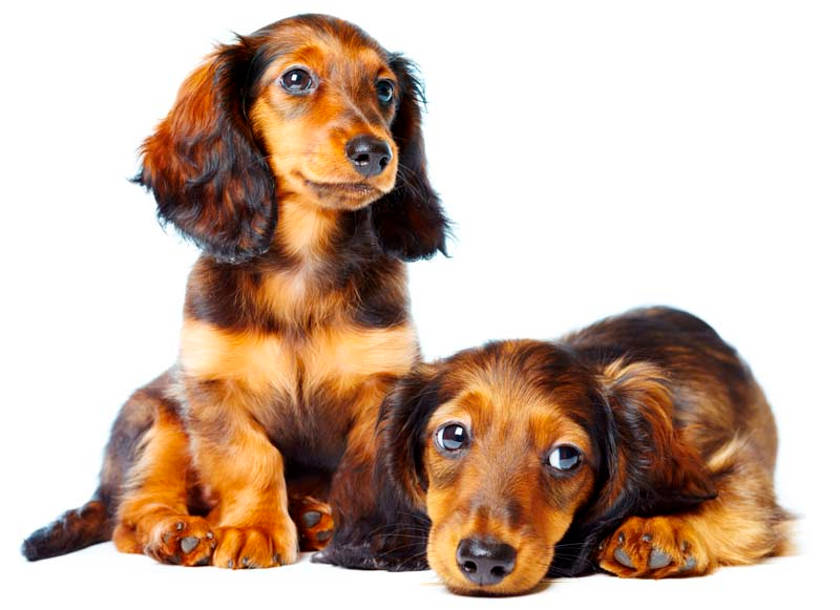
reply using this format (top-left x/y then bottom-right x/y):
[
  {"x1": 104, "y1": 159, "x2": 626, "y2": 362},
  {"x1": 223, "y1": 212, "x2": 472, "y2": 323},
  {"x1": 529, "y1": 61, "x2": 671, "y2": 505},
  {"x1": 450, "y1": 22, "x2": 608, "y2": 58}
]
[
  {"x1": 591, "y1": 359, "x2": 717, "y2": 521},
  {"x1": 316, "y1": 363, "x2": 439, "y2": 571},
  {"x1": 551, "y1": 359, "x2": 717, "y2": 577},
  {"x1": 371, "y1": 56, "x2": 449, "y2": 261},
  {"x1": 135, "y1": 38, "x2": 277, "y2": 264},
  {"x1": 378, "y1": 363, "x2": 444, "y2": 508}
]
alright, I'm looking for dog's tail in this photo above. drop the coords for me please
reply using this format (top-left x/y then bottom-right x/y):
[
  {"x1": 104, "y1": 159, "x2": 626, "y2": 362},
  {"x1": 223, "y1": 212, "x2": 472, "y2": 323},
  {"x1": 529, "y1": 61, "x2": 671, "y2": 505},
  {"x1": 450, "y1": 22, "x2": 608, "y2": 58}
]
[
  {"x1": 21, "y1": 490, "x2": 113, "y2": 561},
  {"x1": 21, "y1": 370, "x2": 176, "y2": 561}
]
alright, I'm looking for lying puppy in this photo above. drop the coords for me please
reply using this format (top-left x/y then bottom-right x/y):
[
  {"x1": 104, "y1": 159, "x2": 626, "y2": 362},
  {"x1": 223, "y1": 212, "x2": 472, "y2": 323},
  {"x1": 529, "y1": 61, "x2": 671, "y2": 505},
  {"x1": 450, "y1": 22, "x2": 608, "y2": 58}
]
[
  {"x1": 356, "y1": 307, "x2": 791, "y2": 594},
  {"x1": 22, "y1": 14, "x2": 447, "y2": 568}
]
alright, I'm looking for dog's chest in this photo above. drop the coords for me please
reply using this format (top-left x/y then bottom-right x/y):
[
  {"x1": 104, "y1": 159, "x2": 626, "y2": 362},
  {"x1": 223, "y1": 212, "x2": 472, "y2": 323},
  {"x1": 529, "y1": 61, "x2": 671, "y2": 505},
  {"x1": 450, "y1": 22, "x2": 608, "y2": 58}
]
[{"x1": 180, "y1": 317, "x2": 417, "y2": 464}]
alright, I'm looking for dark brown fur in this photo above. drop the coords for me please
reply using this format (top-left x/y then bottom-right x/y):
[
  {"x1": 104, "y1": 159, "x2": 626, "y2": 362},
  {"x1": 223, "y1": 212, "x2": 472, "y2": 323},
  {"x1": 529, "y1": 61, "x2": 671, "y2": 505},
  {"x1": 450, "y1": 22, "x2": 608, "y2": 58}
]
[
  {"x1": 333, "y1": 307, "x2": 791, "y2": 594},
  {"x1": 22, "y1": 14, "x2": 447, "y2": 568}
]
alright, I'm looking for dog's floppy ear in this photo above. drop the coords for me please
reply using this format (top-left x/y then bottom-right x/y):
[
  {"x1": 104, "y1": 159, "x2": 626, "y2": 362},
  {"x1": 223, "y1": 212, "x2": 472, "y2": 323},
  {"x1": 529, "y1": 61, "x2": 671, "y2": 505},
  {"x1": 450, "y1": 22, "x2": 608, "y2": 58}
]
[
  {"x1": 592, "y1": 359, "x2": 717, "y2": 520},
  {"x1": 371, "y1": 56, "x2": 449, "y2": 261},
  {"x1": 551, "y1": 359, "x2": 717, "y2": 576},
  {"x1": 136, "y1": 38, "x2": 277, "y2": 264},
  {"x1": 378, "y1": 363, "x2": 444, "y2": 508}
]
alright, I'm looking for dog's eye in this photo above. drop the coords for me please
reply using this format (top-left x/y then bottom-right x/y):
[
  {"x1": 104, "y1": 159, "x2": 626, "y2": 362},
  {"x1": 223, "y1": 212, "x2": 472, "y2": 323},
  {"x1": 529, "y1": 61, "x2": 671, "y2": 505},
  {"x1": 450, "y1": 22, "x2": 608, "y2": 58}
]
[
  {"x1": 279, "y1": 68, "x2": 316, "y2": 95},
  {"x1": 547, "y1": 445, "x2": 582, "y2": 473},
  {"x1": 435, "y1": 423, "x2": 469, "y2": 453},
  {"x1": 376, "y1": 79, "x2": 395, "y2": 104}
]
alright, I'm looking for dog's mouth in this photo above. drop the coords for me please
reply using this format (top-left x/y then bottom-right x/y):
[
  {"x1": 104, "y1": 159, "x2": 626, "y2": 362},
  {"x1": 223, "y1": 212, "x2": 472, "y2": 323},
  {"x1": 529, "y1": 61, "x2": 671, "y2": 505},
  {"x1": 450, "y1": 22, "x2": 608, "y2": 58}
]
[{"x1": 304, "y1": 178, "x2": 381, "y2": 198}]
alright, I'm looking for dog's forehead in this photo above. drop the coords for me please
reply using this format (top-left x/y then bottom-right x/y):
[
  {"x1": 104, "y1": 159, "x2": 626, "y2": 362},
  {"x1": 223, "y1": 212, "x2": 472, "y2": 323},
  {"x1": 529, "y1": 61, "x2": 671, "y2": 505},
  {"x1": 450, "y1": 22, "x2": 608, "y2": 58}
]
[
  {"x1": 432, "y1": 341, "x2": 594, "y2": 445},
  {"x1": 450, "y1": 341, "x2": 586, "y2": 401},
  {"x1": 264, "y1": 18, "x2": 389, "y2": 68}
]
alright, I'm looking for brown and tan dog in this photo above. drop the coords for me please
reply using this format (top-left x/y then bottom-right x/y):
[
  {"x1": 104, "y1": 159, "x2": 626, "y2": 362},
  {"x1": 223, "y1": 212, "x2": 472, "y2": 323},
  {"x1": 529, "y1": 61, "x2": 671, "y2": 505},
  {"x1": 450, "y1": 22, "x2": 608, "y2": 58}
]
[
  {"x1": 358, "y1": 307, "x2": 791, "y2": 594},
  {"x1": 22, "y1": 14, "x2": 447, "y2": 569}
]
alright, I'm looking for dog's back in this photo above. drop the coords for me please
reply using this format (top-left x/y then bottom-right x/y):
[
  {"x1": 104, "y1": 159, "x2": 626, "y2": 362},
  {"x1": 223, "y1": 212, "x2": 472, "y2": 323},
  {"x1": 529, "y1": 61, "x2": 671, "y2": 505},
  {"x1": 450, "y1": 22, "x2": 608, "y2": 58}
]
[
  {"x1": 566, "y1": 306, "x2": 778, "y2": 470},
  {"x1": 566, "y1": 307, "x2": 792, "y2": 574}
]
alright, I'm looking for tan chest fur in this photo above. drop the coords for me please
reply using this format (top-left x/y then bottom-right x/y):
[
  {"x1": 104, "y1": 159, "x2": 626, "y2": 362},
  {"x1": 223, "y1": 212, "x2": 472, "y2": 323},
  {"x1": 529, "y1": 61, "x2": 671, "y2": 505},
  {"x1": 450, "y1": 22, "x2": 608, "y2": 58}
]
[{"x1": 179, "y1": 316, "x2": 418, "y2": 409}]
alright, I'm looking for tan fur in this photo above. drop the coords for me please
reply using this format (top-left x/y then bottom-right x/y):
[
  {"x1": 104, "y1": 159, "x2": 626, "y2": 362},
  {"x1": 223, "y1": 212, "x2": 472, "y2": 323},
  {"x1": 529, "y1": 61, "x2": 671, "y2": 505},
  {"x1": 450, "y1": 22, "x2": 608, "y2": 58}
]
[
  {"x1": 423, "y1": 375, "x2": 596, "y2": 595},
  {"x1": 181, "y1": 318, "x2": 417, "y2": 399}
]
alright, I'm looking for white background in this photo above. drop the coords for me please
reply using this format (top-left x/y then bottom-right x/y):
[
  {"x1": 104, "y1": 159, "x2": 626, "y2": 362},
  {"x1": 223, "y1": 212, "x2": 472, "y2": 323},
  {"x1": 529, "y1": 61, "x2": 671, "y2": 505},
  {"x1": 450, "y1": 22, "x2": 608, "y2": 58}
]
[{"x1": 2, "y1": 1, "x2": 837, "y2": 607}]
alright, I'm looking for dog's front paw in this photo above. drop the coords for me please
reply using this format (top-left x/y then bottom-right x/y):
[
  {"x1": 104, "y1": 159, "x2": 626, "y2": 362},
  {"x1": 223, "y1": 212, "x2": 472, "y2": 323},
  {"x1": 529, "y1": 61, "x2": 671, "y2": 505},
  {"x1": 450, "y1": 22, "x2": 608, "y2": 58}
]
[
  {"x1": 144, "y1": 516, "x2": 216, "y2": 566},
  {"x1": 289, "y1": 495, "x2": 334, "y2": 551},
  {"x1": 212, "y1": 518, "x2": 298, "y2": 569},
  {"x1": 598, "y1": 516, "x2": 709, "y2": 578}
]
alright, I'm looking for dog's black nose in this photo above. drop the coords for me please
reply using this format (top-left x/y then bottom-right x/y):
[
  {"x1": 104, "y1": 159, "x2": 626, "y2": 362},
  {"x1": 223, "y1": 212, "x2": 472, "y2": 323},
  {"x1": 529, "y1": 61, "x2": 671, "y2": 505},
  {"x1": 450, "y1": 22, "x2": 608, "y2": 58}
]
[
  {"x1": 345, "y1": 135, "x2": 392, "y2": 178},
  {"x1": 456, "y1": 537, "x2": 516, "y2": 586}
]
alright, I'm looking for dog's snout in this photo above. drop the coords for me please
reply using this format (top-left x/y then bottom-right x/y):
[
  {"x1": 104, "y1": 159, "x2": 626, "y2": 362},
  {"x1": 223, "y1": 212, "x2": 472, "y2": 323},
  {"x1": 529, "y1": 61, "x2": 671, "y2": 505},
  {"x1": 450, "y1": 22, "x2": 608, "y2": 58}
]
[
  {"x1": 456, "y1": 537, "x2": 517, "y2": 586},
  {"x1": 345, "y1": 135, "x2": 392, "y2": 178}
]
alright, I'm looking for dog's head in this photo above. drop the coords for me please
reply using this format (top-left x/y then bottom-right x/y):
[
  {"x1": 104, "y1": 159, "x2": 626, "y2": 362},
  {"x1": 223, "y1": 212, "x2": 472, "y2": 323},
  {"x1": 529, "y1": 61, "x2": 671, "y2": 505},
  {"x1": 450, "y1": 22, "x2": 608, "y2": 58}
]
[
  {"x1": 137, "y1": 14, "x2": 446, "y2": 263},
  {"x1": 380, "y1": 341, "x2": 716, "y2": 595}
]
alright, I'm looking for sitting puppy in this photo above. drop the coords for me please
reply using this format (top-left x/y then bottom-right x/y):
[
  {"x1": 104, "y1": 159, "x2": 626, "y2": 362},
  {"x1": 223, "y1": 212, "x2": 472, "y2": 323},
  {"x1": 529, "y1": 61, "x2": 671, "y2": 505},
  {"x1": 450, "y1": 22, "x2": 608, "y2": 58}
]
[
  {"x1": 22, "y1": 14, "x2": 447, "y2": 568},
  {"x1": 348, "y1": 307, "x2": 791, "y2": 594}
]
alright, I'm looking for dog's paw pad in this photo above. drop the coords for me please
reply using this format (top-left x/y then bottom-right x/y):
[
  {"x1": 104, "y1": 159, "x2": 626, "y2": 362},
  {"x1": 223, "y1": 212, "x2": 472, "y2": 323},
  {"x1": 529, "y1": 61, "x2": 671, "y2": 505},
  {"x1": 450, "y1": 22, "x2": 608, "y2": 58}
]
[
  {"x1": 302, "y1": 511, "x2": 322, "y2": 528},
  {"x1": 180, "y1": 536, "x2": 200, "y2": 553},
  {"x1": 648, "y1": 549, "x2": 672, "y2": 569},
  {"x1": 614, "y1": 547, "x2": 635, "y2": 568}
]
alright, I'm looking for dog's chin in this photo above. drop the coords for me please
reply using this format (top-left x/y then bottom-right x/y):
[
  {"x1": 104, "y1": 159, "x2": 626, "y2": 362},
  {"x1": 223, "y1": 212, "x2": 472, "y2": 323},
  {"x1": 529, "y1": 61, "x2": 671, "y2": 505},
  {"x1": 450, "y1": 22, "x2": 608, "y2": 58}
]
[{"x1": 304, "y1": 178, "x2": 389, "y2": 211}]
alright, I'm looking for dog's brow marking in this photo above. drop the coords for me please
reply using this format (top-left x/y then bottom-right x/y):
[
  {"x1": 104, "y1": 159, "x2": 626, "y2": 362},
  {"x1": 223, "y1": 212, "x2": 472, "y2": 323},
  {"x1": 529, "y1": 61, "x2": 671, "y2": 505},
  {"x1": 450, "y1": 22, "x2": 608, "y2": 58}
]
[{"x1": 335, "y1": 76, "x2": 373, "y2": 126}]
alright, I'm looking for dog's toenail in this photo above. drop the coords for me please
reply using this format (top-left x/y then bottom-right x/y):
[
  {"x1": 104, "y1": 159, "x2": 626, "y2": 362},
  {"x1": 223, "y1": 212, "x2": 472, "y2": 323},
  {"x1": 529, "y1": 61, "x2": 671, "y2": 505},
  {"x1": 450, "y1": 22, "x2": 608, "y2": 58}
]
[
  {"x1": 614, "y1": 548, "x2": 635, "y2": 568},
  {"x1": 274, "y1": 553, "x2": 282, "y2": 565},
  {"x1": 227, "y1": 559, "x2": 234, "y2": 569},
  {"x1": 649, "y1": 549, "x2": 671, "y2": 569},
  {"x1": 681, "y1": 556, "x2": 697, "y2": 572},
  {"x1": 641, "y1": 534, "x2": 653, "y2": 543},
  {"x1": 180, "y1": 536, "x2": 200, "y2": 553},
  {"x1": 302, "y1": 511, "x2": 322, "y2": 528},
  {"x1": 316, "y1": 529, "x2": 333, "y2": 542}
]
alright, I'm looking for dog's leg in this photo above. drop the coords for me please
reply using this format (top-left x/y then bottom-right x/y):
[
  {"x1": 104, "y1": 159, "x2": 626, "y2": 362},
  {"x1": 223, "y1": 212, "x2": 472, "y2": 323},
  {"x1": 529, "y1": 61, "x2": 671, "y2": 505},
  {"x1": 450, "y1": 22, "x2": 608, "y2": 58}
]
[
  {"x1": 113, "y1": 405, "x2": 216, "y2": 566},
  {"x1": 598, "y1": 440, "x2": 792, "y2": 578},
  {"x1": 317, "y1": 376, "x2": 429, "y2": 570},
  {"x1": 198, "y1": 435, "x2": 297, "y2": 568},
  {"x1": 183, "y1": 390, "x2": 297, "y2": 569}
]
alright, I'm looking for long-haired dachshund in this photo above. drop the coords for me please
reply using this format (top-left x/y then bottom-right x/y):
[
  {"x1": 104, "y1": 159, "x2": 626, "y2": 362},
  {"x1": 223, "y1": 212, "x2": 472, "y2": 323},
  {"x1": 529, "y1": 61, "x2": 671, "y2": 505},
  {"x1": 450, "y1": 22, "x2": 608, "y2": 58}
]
[
  {"x1": 344, "y1": 307, "x2": 791, "y2": 594},
  {"x1": 22, "y1": 14, "x2": 447, "y2": 569}
]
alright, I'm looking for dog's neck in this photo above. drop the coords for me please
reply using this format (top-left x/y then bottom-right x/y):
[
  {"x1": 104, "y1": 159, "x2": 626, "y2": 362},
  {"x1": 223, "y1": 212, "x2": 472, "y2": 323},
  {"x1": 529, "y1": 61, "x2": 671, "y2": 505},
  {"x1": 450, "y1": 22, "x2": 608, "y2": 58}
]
[
  {"x1": 272, "y1": 194, "x2": 341, "y2": 265},
  {"x1": 186, "y1": 193, "x2": 400, "y2": 332},
  {"x1": 249, "y1": 192, "x2": 387, "y2": 310}
]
